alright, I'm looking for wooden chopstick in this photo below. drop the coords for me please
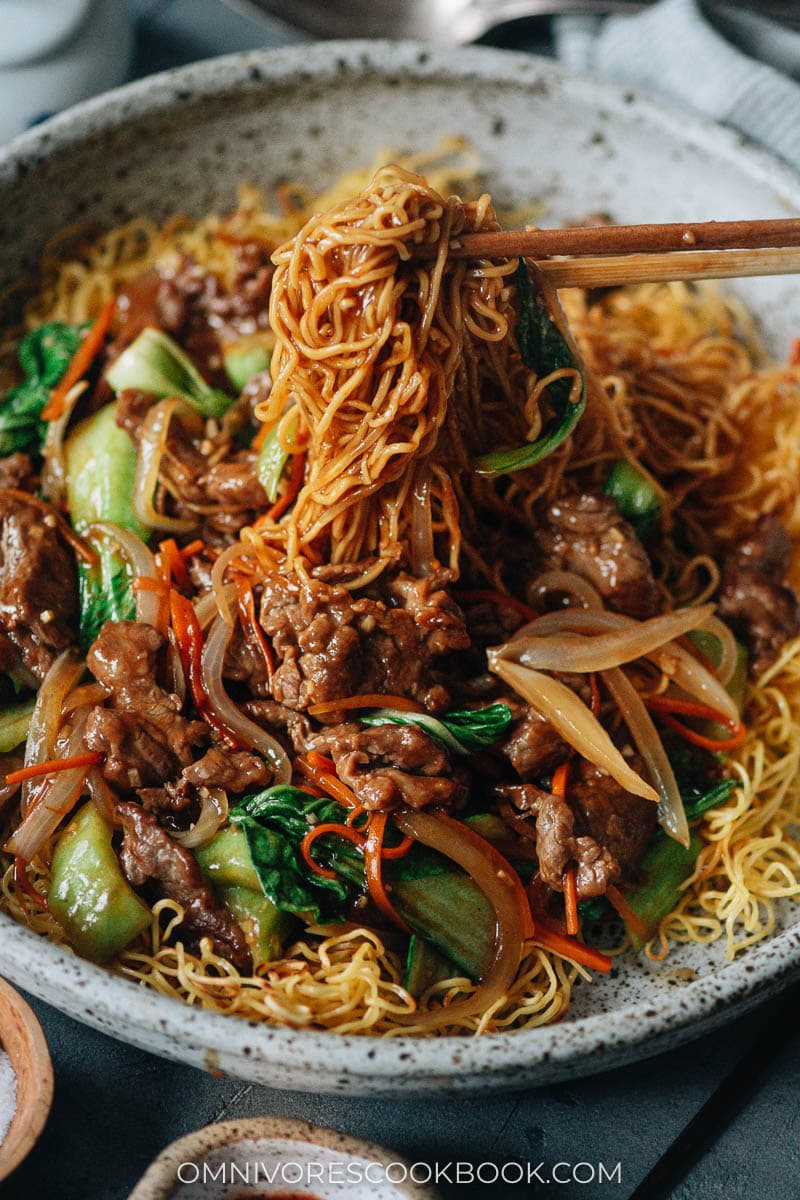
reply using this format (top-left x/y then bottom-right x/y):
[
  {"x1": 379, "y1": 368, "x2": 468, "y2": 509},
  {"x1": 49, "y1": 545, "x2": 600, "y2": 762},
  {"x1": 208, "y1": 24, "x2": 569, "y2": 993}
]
[
  {"x1": 452, "y1": 218, "x2": 800, "y2": 260},
  {"x1": 450, "y1": 217, "x2": 800, "y2": 287}
]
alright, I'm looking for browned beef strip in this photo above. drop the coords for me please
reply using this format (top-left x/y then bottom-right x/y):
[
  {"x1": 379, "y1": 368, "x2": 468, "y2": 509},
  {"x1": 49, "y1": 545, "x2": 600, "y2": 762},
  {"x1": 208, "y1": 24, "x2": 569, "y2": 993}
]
[
  {"x1": 243, "y1": 699, "x2": 312, "y2": 754},
  {"x1": 0, "y1": 453, "x2": 38, "y2": 492},
  {"x1": 309, "y1": 721, "x2": 466, "y2": 811},
  {"x1": 567, "y1": 756, "x2": 658, "y2": 881},
  {"x1": 499, "y1": 700, "x2": 569, "y2": 781},
  {"x1": 222, "y1": 620, "x2": 271, "y2": 697},
  {"x1": 83, "y1": 621, "x2": 207, "y2": 790},
  {"x1": 181, "y1": 746, "x2": 269, "y2": 792},
  {"x1": 717, "y1": 515, "x2": 800, "y2": 675},
  {"x1": 0, "y1": 493, "x2": 78, "y2": 679},
  {"x1": 259, "y1": 570, "x2": 468, "y2": 715},
  {"x1": 200, "y1": 451, "x2": 267, "y2": 509},
  {"x1": 533, "y1": 492, "x2": 660, "y2": 618},
  {"x1": 116, "y1": 801, "x2": 252, "y2": 973},
  {"x1": 535, "y1": 791, "x2": 620, "y2": 900}
]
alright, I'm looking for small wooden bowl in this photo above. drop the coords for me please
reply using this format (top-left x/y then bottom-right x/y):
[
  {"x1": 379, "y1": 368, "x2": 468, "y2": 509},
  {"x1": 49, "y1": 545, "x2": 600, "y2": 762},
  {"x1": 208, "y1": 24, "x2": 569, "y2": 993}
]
[{"x1": 0, "y1": 976, "x2": 53, "y2": 1182}]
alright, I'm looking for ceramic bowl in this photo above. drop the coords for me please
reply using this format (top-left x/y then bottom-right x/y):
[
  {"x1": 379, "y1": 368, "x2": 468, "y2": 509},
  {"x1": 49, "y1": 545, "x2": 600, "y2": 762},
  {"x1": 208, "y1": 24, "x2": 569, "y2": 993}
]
[
  {"x1": 128, "y1": 1117, "x2": 438, "y2": 1199},
  {"x1": 1, "y1": 41, "x2": 800, "y2": 1093},
  {"x1": 0, "y1": 977, "x2": 53, "y2": 1182}
]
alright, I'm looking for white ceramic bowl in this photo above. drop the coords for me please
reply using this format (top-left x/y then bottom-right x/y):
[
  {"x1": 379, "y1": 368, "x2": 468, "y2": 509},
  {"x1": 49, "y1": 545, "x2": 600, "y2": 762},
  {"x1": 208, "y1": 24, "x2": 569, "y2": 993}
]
[{"x1": 2, "y1": 41, "x2": 800, "y2": 1094}]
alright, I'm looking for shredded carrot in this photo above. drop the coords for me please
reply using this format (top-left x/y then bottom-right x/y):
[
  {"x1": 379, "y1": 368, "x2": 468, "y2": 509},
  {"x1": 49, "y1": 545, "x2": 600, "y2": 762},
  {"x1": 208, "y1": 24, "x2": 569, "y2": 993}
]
[
  {"x1": 789, "y1": 336, "x2": 800, "y2": 367},
  {"x1": 346, "y1": 805, "x2": 368, "y2": 827},
  {"x1": 14, "y1": 856, "x2": 49, "y2": 913},
  {"x1": 678, "y1": 634, "x2": 717, "y2": 674},
  {"x1": 551, "y1": 762, "x2": 570, "y2": 799},
  {"x1": 306, "y1": 750, "x2": 336, "y2": 773},
  {"x1": 589, "y1": 672, "x2": 601, "y2": 718},
  {"x1": 4, "y1": 752, "x2": 103, "y2": 788},
  {"x1": 158, "y1": 538, "x2": 191, "y2": 591},
  {"x1": 300, "y1": 822, "x2": 366, "y2": 880},
  {"x1": 563, "y1": 867, "x2": 579, "y2": 936},
  {"x1": 267, "y1": 451, "x2": 305, "y2": 521},
  {"x1": 41, "y1": 298, "x2": 116, "y2": 420},
  {"x1": 180, "y1": 539, "x2": 205, "y2": 559},
  {"x1": 456, "y1": 589, "x2": 539, "y2": 624},
  {"x1": 0, "y1": 489, "x2": 97, "y2": 565},
  {"x1": 251, "y1": 422, "x2": 271, "y2": 452},
  {"x1": 169, "y1": 589, "x2": 242, "y2": 748},
  {"x1": 646, "y1": 694, "x2": 746, "y2": 752},
  {"x1": 380, "y1": 832, "x2": 414, "y2": 860},
  {"x1": 133, "y1": 575, "x2": 170, "y2": 630},
  {"x1": 364, "y1": 812, "x2": 411, "y2": 932},
  {"x1": 307, "y1": 693, "x2": 426, "y2": 717},
  {"x1": 532, "y1": 912, "x2": 613, "y2": 974},
  {"x1": 238, "y1": 586, "x2": 274, "y2": 690},
  {"x1": 295, "y1": 754, "x2": 360, "y2": 809},
  {"x1": 606, "y1": 884, "x2": 648, "y2": 941}
]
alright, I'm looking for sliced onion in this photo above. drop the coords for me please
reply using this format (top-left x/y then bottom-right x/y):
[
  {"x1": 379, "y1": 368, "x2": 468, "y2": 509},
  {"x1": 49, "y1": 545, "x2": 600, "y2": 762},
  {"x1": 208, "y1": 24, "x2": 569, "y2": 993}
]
[
  {"x1": 210, "y1": 541, "x2": 250, "y2": 627},
  {"x1": 506, "y1": 605, "x2": 714, "y2": 674},
  {"x1": 194, "y1": 584, "x2": 237, "y2": 632},
  {"x1": 410, "y1": 470, "x2": 434, "y2": 579},
  {"x1": 62, "y1": 682, "x2": 109, "y2": 715},
  {"x1": 41, "y1": 380, "x2": 87, "y2": 506},
  {"x1": 174, "y1": 786, "x2": 228, "y2": 849},
  {"x1": 488, "y1": 655, "x2": 658, "y2": 802},
  {"x1": 202, "y1": 615, "x2": 291, "y2": 784},
  {"x1": 7, "y1": 714, "x2": 91, "y2": 861},
  {"x1": 527, "y1": 570, "x2": 603, "y2": 611},
  {"x1": 87, "y1": 522, "x2": 160, "y2": 627},
  {"x1": 602, "y1": 666, "x2": 690, "y2": 846},
  {"x1": 699, "y1": 615, "x2": 738, "y2": 688},
  {"x1": 500, "y1": 608, "x2": 739, "y2": 725},
  {"x1": 86, "y1": 765, "x2": 117, "y2": 827},
  {"x1": 133, "y1": 398, "x2": 198, "y2": 533},
  {"x1": 21, "y1": 649, "x2": 84, "y2": 816},
  {"x1": 393, "y1": 807, "x2": 528, "y2": 1030}
]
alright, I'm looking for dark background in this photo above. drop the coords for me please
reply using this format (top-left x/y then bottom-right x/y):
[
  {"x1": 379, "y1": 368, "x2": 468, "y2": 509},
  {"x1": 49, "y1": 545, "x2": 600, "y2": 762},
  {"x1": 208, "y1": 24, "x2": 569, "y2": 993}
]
[{"x1": 4, "y1": 2, "x2": 799, "y2": 1196}]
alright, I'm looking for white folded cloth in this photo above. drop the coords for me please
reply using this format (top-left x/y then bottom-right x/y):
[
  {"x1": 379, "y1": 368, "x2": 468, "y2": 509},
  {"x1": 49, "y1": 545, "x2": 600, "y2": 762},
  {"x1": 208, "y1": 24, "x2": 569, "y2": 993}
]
[{"x1": 554, "y1": 0, "x2": 800, "y2": 170}]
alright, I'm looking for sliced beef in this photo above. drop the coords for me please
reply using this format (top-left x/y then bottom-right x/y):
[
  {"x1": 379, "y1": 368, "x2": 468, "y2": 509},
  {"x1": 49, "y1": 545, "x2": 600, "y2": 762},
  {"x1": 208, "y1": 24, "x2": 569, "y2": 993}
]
[
  {"x1": 0, "y1": 492, "x2": 78, "y2": 678},
  {"x1": 499, "y1": 700, "x2": 569, "y2": 781},
  {"x1": 243, "y1": 699, "x2": 312, "y2": 754},
  {"x1": 535, "y1": 791, "x2": 620, "y2": 900},
  {"x1": 181, "y1": 746, "x2": 269, "y2": 792},
  {"x1": 533, "y1": 491, "x2": 660, "y2": 619},
  {"x1": 259, "y1": 570, "x2": 468, "y2": 714},
  {"x1": 717, "y1": 515, "x2": 800, "y2": 675},
  {"x1": 83, "y1": 621, "x2": 207, "y2": 790},
  {"x1": 200, "y1": 452, "x2": 267, "y2": 510},
  {"x1": 116, "y1": 801, "x2": 252, "y2": 973},
  {"x1": 0, "y1": 453, "x2": 38, "y2": 492},
  {"x1": 309, "y1": 721, "x2": 466, "y2": 811},
  {"x1": 568, "y1": 756, "x2": 658, "y2": 881}
]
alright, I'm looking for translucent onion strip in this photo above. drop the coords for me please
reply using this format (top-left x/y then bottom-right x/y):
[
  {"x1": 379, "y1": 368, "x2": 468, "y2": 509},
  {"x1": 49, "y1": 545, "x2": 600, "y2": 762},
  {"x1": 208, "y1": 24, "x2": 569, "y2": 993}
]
[
  {"x1": 86, "y1": 765, "x2": 117, "y2": 827},
  {"x1": 174, "y1": 787, "x2": 228, "y2": 849},
  {"x1": 501, "y1": 608, "x2": 740, "y2": 725},
  {"x1": 488, "y1": 656, "x2": 658, "y2": 802},
  {"x1": 133, "y1": 398, "x2": 197, "y2": 534},
  {"x1": 210, "y1": 542, "x2": 250, "y2": 627},
  {"x1": 527, "y1": 570, "x2": 603, "y2": 611},
  {"x1": 602, "y1": 666, "x2": 690, "y2": 846},
  {"x1": 393, "y1": 807, "x2": 528, "y2": 1030},
  {"x1": 88, "y1": 522, "x2": 160, "y2": 627},
  {"x1": 505, "y1": 605, "x2": 714, "y2": 674},
  {"x1": 21, "y1": 649, "x2": 83, "y2": 816},
  {"x1": 201, "y1": 615, "x2": 291, "y2": 784},
  {"x1": 699, "y1": 615, "x2": 738, "y2": 688},
  {"x1": 7, "y1": 715, "x2": 91, "y2": 861},
  {"x1": 41, "y1": 380, "x2": 87, "y2": 506}
]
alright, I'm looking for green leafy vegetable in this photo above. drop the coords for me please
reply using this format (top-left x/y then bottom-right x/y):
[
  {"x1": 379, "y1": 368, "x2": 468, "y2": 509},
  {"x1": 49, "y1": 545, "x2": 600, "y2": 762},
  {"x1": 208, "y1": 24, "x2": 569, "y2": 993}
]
[
  {"x1": 682, "y1": 779, "x2": 741, "y2": 822},
  {"x1": 475, "y1": 263, "x2": 587, "y2": 475},
  {"x1": 403, "y1": 934, "x2": 460, "y2": 998},
  {"x1": 257, "y1": 410, "x2": 298, "y2": 502},
  {"x1": 224, "y1": 343, "x2": 271, "y2": 392},
  {"x1": 360, "y1": 702, "x2": 512, "y2": 756},
  {"x1": 0, "y1": 323, "x2": 84, "y2": 456},
  {"x1": 105, "y1": 326, "x2": 232, "y2": 418},
  {"x1": 624, "y1": 830, "x2": 703, "y2": 951},
  {"x1": 64, "y1": 402, "x2": 150, "y2": 646},
  {"x1": 604, "y1": 459, "x2": 661, "y2": 539},
  {"x1": 0, "y1": 697, "x2": 36, "y2": 753}
]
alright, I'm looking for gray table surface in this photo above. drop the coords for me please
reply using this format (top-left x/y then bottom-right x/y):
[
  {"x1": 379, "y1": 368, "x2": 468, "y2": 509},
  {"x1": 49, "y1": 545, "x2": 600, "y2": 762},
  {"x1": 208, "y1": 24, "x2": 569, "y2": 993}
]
[{"x1": 4, "y1": 3, "x2": 800, "y2": 1197}]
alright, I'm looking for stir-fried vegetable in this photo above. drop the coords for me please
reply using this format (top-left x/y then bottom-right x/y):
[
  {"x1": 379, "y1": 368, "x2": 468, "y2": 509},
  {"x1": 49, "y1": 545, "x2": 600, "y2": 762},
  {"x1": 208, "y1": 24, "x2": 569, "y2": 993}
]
[
  {"x1": 256, "y1": 416, "x2": 296, "y2": 501},
  {"x1": 0, "y1": 323, "x2": 85, "y2": 456},
  {"x1": 403, "y1": 935, "x2": 459, "y2": 999},
  {"x1": 224, "y1": 342, "x2": 271, "y2": 392},
  {"x1": 0, "y1": 698, "x2": 35, "y2": 754},
  {"x1": 65, "y1": 402, "x2": 150, "y2": 646},
  {"x1": 105, "y1": 327, "x2": 232, "y2": 418},
  {"x1": 360, "y1": 702, "x2": 513, "y2": 756},
  {"x1": 475, "y1": 263, "x2": 587, "y2": 475},
  {"x1": 619, "y1": 830, "x2": 704, "y2": 951},
  {"x1": 48, "y1": 803, "x2": 151, "y2": 962},
  {"x1": 604, "y1": 459, "x2": 661, "y2": 539}
]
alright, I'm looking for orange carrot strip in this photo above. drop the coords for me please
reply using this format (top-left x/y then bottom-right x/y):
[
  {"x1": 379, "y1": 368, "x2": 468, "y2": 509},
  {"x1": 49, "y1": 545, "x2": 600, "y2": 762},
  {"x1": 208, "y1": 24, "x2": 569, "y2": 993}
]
[
  {"x1": 158, "y1": 538, "x2": 191, "y2": 590},
  {"x1": 646, "y1": 695, "x2": 746, "y2": 752},
  {"x1": 180, "y1": 539, "x2": 205, "y2": 559},
  {"x1": 4, "y1": 752, "x2": 103, "y2": 788},
  {"x1": 295, "y1": 755, "x2": 360, "y2": 809},
  {"x1": 41, "y1": 298, "x2": 116, "y2": 420},
  {"x1": 306, "y1": 750, "x2": 336, "y2": 773},
  {"x1": 169, "y1": 589, "x2": 242, "y2": 748},
  {"x1": 563, "y1": 867, "x2": 579, "y2": 936},
  {"x1": 606, "y1": 884, "x2": 648, "y2": 941},
  {"x1": 364, "y1": 812, "x2": 410, "y2": 932},
  {"x1": 267, "y1": 451, "x2": 305, "y2": 521},
  {"x1": 307, "y1": 694, "x2": 426, "y2": 717},
  {"x1": 456, "y1": 589, "x2": 538, "y2": 624},
  {"x1": 300, "y1": 822, "x2": 367, "y2": 880},
  {"x1": 380, "y1": 833, "x2": 414, "y2": 861},
  {"x1": 0, "y1": 489, "x2": 97, "y2": 565},
  {"x1": 14, "y1": 856, "x2": 49, "y2": 913},
  {"x1": 251, "y1": 422, "x2": 270, "y2": 452},
  {"x1": 533, "y1": 912, "x2": 613, "y2": 974},
  {"x1": 551, "y1": 762, "x2": 569, "y2": 799}
]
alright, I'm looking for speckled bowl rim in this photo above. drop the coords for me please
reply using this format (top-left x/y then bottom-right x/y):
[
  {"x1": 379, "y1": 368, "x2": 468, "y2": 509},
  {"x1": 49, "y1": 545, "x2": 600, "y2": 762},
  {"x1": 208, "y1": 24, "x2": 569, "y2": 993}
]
[
  {"x1": 128, "y1": 1117, "x2": 439, "y2": 1199},
  {"x1": 1, "y1": 41, "x2": 800, "y2": 1091}
]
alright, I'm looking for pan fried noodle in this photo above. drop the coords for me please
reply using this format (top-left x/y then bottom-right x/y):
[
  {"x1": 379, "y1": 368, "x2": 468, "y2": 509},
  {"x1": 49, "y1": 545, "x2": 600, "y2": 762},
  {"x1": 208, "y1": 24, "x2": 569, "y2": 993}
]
[{"x1": 2, "y1": 142, "x2": 800, "y2": 1038}]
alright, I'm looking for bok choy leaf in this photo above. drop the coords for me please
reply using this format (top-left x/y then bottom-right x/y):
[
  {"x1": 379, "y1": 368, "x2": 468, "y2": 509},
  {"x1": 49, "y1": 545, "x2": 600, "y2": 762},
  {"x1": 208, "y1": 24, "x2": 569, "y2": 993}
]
[
  {"x1": 105, "y1": 327, "x2": 232, "y2": 418},
  {"x1": 0, "y1": 323, "x2": 85, "y2": 456},
  {"x1": 360, "y1": 702, "x2": 512, "y2": 756}
]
